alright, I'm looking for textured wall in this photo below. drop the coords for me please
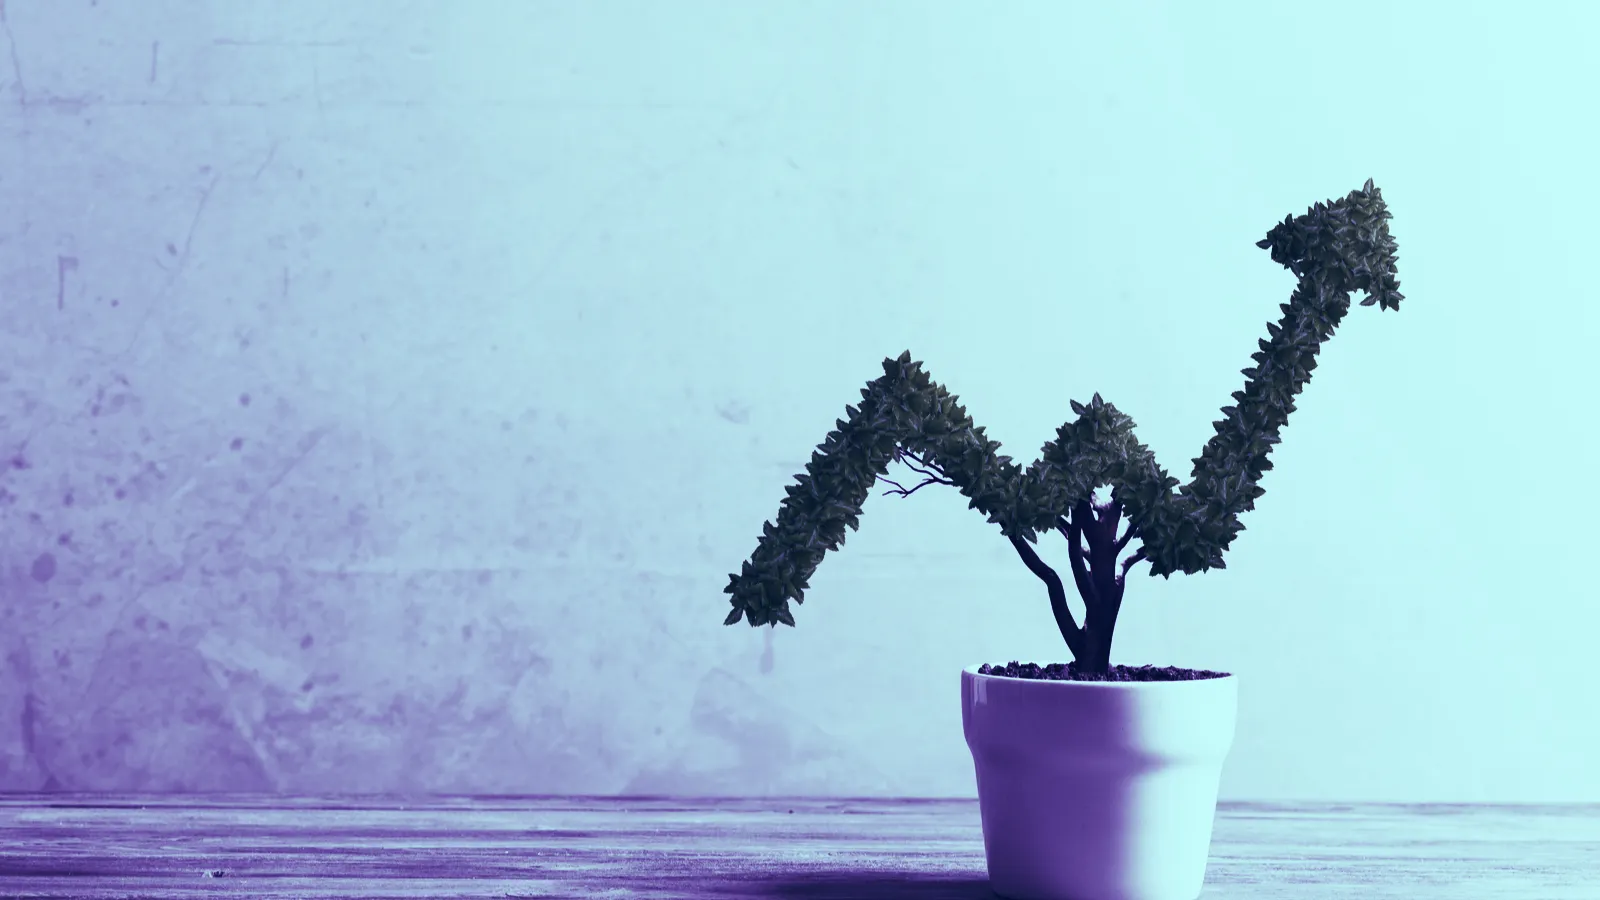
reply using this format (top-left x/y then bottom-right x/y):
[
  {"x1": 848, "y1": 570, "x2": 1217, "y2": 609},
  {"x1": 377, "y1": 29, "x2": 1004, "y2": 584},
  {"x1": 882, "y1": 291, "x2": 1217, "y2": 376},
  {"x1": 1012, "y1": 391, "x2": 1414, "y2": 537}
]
[{"x1": 1, "y1": 0, "x2": 1597, "y2": 801}]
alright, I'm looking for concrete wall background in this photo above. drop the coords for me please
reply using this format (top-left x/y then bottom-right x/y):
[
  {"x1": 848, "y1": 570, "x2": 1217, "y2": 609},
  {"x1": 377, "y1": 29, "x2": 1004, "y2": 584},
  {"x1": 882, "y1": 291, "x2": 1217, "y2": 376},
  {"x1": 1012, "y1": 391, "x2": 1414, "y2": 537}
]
[{"x1": 1, "y1": 0, "x2": 1596, "y2": 801}]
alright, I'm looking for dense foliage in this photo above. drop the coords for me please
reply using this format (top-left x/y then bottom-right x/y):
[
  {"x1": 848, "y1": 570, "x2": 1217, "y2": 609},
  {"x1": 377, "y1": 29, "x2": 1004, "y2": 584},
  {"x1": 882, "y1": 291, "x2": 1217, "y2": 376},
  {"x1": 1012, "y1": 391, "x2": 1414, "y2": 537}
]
[{"x1": 722, "y1": 180, "x2": 1403, "y2": 667}]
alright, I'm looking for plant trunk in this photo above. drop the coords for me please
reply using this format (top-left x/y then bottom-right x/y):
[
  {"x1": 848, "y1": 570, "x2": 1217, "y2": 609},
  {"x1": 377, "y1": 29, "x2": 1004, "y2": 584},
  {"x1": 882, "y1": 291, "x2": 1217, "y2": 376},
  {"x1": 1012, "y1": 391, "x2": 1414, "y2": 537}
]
[
  {"x1": 1075, "y1": 626, "x2": 1112, "y2": 673},
  {"x1": 1068, "y1": 498, "x2": 1128, "y2": 675},
  {"x1": 1007, "y1": 497, "x2": 1138, "y2": 676}
]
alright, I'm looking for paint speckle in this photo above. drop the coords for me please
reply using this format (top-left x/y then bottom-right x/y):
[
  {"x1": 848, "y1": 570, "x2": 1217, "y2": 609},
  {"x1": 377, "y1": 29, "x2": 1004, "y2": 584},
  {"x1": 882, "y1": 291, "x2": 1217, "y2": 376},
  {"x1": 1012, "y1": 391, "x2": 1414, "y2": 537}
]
[
  {"x1": 300, "y1": 634, "x2": 314, "y2": 649},
  {"x1": 30, "y1": 553, "x2": 57, "y2": 583},
  {"x1": 61, "y1": 492, "x2": 73, "y2": 506},
  {"x1": 238, "y1": 393, "x2": 251, "y2": 407},
  {"x1": 229, "y1": 437, "x2": 243, "y2": 451}
]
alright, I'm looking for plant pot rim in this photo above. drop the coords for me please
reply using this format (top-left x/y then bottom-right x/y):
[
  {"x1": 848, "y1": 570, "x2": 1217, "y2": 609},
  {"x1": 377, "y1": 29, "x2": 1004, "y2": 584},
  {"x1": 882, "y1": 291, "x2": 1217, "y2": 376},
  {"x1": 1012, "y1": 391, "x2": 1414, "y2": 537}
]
[{"x1": 961, "y1": 663, "x2": 1238, "y2": 687}]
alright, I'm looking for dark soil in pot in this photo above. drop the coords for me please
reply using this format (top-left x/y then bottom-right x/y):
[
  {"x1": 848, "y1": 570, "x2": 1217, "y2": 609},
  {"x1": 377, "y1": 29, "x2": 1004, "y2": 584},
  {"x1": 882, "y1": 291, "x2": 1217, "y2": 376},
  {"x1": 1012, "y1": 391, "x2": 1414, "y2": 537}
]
[{"x1": 977, "y1": 661, "x2": 1230, "y2": 681}]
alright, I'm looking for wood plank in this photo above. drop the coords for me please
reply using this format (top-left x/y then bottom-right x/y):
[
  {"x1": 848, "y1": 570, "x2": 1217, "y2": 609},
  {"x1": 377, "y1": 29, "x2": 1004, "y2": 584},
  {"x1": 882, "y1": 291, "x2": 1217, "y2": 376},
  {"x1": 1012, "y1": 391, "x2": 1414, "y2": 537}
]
[{"x1": 0, "y1": 795, "x2": 1594, "y2": 898}]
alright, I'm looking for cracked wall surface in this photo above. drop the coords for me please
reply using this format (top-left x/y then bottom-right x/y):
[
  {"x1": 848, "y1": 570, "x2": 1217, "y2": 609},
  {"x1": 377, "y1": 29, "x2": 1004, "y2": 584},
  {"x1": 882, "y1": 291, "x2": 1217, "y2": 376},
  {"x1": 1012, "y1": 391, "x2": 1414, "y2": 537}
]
[
  {"x1": 1, "y1": 1, "x2": 1597, "y2": 801},
  {"x1": 0, "y1": 0, "x2": 897, "y2": 798}
]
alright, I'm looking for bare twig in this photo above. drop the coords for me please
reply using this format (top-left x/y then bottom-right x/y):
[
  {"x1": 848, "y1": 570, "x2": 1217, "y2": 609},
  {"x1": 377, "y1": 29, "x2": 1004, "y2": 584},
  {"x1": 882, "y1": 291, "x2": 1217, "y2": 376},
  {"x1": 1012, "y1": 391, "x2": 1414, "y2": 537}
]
[
  {"x1": 878, "y1": 475, "x2": 951, "y2": 498},
  {"x1": 898, "y1": 451, "x2": 947, "y2": 482},
  {"x1": 879, "y1": 448, "x2": 955, "y2": 497}
]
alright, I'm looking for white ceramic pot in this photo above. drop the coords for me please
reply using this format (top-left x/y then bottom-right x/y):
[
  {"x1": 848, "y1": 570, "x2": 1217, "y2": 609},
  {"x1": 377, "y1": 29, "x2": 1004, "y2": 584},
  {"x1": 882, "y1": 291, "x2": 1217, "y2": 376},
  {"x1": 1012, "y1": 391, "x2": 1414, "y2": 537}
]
[{"x1": 962, "y1": 666, "x2": 1239, "y2": 900}]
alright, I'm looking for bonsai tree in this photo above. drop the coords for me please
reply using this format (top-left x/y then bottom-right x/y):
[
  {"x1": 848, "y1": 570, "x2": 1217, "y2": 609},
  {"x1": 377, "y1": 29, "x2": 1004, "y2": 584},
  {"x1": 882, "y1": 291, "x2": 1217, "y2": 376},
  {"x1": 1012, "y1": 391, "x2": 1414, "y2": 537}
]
[{"x1": 722, "y1": 179, "x2": 1403, "y2": 677}]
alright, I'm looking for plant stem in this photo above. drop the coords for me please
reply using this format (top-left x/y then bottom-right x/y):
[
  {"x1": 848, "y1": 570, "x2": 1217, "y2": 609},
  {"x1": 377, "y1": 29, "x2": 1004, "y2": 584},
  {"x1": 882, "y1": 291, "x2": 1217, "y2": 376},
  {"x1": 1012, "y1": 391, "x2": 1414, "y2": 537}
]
[{"x1": 1007, "y1": 533, "x2": 1087, "y2": 660}]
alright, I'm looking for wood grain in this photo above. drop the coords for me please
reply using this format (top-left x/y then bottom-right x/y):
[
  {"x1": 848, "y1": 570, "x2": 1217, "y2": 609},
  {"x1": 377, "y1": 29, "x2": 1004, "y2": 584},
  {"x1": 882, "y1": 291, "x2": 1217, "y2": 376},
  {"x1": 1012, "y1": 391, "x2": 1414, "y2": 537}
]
[{"x1": 0, "y1": 795, "x2": 1594, "y2": 899}]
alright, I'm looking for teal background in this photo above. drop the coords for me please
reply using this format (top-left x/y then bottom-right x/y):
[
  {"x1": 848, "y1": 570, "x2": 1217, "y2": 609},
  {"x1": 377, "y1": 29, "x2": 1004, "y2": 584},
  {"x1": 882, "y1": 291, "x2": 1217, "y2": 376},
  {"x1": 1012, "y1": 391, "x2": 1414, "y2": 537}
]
[{"x1": 0, "y1": 0, "x2": 1594, "y2": 802}]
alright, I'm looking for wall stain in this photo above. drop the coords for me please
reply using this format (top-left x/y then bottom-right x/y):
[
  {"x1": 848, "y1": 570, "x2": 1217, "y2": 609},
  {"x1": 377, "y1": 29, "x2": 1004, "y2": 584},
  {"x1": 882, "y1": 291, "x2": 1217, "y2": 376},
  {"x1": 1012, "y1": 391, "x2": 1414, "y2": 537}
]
[
  {"x1": 30, "y1": 552, "x2": 56, "y2": 583},
  {"x1": 715, "y1": 400, "x2": 750, "y2": 425}
]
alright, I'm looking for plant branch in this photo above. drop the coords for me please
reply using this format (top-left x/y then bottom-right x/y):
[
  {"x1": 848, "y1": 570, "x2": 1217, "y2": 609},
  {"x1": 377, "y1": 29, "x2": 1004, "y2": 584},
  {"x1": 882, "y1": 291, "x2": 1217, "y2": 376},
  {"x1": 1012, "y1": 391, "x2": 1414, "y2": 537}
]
[
  {"x1": 1008, "y1": 532, "x2": 1086, "y2": 660},
  {"x1": 878, "y1": 475, "x2": 950, "y2": 498},
  {"x1": 1118, "y1": 547, "x2": 1149, "y2": 587},
  {"x1": 897, "y1": 449, "x2": 947, "y2": 481},
  {"x1": 1114, "y1": 521, "x2": 1140, "y2": 553},
  {"x1": 878, "y1": 449, "x2": 955, "y2": 498},
  {"x1": 1058, "y1": 511, "x2": 1098, "y2": 611}
]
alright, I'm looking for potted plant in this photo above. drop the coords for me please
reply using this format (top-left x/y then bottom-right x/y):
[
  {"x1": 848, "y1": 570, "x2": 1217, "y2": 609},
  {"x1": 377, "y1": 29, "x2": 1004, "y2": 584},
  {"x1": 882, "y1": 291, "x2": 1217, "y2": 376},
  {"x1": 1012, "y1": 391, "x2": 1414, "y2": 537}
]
[{"x1": 720, "y1": 179, "x2": 1403, "y2": 900}]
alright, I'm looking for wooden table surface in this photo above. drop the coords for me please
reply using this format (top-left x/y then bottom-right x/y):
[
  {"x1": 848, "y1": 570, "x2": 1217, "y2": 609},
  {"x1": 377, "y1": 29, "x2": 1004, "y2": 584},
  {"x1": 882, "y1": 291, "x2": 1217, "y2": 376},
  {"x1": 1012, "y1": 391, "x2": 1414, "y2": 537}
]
[{"x1": 0, "y1": 795, "x2": 1595, "y2": 899}]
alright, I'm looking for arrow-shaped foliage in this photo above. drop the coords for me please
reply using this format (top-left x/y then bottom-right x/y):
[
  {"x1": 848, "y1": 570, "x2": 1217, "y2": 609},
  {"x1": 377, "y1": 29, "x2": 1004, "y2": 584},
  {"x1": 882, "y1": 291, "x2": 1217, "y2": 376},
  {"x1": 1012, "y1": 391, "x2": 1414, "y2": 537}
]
[{"x1": 723, "y1": 180, "x2": 1403, "y2": 654}]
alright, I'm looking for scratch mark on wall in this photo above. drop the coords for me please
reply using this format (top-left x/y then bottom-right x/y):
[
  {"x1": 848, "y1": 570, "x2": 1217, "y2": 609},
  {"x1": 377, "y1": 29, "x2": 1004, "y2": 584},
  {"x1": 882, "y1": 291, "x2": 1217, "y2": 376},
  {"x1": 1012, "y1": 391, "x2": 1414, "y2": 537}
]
[
  {"x1": 0, "y1": 0, "x2": 27, "y2": 106},
  {"x1": 85, "y1": 563, "x2": 187, "y2": 701},
  {"x1": 117, "y1": 173, "x2": 221, "y2": 358},
  {"x1": 171, "y1": 177, "x2": 217, "y2": 276},
  {"x1": 524, "y1": 135, "x2": 737, "y2": 295},
  {"x1": 148, "y1": 41, "x2": 158, "y2": 84},
  {"x1": 20, "y1": 690, "x2": 54, "y2": 785},
  {"x1": 10, "y1": 641, "x2": 59, "y2": 788},
  {"x1": 165, "y1": 475, "x2": 198, "y2": 508},
  {"x1": 252, "y1": 142, "x2": 278, "y2": 181},
  {"x1": 212, "y1": 38, "x2": 350, "y2": 48},
  {"x1": 216, "y1": 427, "x2": 329, "y2": 552},
  {"x1": 55, "y1": 255, "x2": 77, "y2": 310},
  {"x1": 86, "y1": 372, "x2": 133, "y2": 418}
]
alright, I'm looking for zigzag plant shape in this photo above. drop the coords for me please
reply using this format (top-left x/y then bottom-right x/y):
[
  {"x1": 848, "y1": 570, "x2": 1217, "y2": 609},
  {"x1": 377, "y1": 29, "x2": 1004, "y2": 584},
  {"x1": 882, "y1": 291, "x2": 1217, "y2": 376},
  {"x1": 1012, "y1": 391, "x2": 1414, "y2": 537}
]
[{"x1": 723, "y1": 179, "x2": 1403, "y2": 664}]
